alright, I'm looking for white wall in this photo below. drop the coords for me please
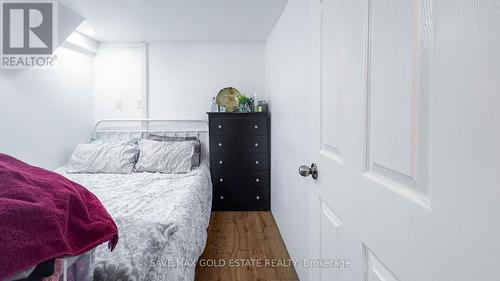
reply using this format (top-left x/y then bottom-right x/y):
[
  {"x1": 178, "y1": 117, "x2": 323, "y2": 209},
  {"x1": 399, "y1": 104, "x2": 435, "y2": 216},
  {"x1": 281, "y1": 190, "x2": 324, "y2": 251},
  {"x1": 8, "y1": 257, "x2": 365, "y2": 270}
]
[
  {"x1": 149, "y1": 43, "x2": 265, "y2": 120},
  {"x1": 0, "y1": 47, "x2": 95, "y2": 169},
  {"x1": 94, "y1": 44, "x2": 143, "y2": 121},
  {"x1": 93, "y1": 43, "x2": 266, "y2": 121},
  {"x1": 265, "y1": 0, "x2": 312, "y2": 280}
]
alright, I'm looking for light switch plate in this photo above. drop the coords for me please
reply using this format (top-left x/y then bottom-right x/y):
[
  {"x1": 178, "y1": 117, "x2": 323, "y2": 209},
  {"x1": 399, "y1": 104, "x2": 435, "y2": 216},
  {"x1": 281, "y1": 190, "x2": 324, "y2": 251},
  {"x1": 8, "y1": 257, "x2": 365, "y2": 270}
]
[{"x1": 115, "y1": 97, "x2": 123, "y2": 109}]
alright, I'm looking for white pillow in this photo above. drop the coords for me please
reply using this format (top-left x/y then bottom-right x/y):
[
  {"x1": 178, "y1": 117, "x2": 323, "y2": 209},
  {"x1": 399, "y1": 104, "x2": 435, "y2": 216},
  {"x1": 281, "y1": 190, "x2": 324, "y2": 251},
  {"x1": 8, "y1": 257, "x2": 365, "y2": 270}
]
[
  {"x1": 65, "y1": 143, "x2": 139, "y2": 174},
  {"x1": 135, "y1": 139, "x2": 194, "y2": 174}
]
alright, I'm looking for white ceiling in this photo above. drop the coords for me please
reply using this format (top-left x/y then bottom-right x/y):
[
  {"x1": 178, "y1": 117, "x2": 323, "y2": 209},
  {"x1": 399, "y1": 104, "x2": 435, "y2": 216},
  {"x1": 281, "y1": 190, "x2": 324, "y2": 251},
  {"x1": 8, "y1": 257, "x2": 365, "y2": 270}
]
[{"x1": 58, "y1": 0, "x2": 288, "y2": 42}]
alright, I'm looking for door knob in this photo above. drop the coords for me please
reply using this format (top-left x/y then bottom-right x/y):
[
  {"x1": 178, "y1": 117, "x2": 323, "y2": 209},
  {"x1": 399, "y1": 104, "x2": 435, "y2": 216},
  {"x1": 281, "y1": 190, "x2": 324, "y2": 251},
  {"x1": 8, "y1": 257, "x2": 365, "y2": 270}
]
[{"x1": 299, "y1": 163, "x2": 318, "y2": 180}]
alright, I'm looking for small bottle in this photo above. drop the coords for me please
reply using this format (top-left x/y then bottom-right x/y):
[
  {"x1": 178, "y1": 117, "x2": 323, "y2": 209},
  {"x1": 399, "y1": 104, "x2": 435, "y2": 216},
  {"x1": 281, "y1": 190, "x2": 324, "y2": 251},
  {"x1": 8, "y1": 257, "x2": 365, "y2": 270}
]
[
  {"x1": 257, "y1": 100, "x2": 263, "y2": 112},
  {"x1": 211, "y1": 97, "x2": 218, "y2": 112},
  {"x1": 253, "y1": 92, "x2": 258, "y2": 112},
  {"x1": 261, "y1": 99, "x2": 268, "y2": 112}
]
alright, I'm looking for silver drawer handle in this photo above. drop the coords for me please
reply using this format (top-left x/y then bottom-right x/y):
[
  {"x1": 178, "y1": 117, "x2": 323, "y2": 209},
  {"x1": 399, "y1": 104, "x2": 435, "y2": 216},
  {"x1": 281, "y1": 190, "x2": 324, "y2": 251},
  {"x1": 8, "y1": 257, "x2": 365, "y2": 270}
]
[
  {"x1": 255, "y1": 160, "x2": 260, "y2": 165},
  {"x1": 256, "y1": 196, "x2": 260, "y2": 200},
  {"x1": 218, "y1": 124, "x2": 222, "y2": 129},
  {"x1": 219, "y1": 178, "x2": 224, "y2": 182},
  {"x1": 255, "y1": 178, "x2": 260, "y2": 183},
  {"x1": 220, "y1": 196, "x2": 224, "y2": 200},
  {"x1": 254, "y1": 125, "x2": 259, "y2": 129},
  {"x1": 218, "y1": 142, "x2": 223, "y2": 147},
  {"x1": 219, "y1": 160, "x2": 223, "y2": 165},
  {"x1": 254, "y1": 143, "x2": 259, "y2": 147}
]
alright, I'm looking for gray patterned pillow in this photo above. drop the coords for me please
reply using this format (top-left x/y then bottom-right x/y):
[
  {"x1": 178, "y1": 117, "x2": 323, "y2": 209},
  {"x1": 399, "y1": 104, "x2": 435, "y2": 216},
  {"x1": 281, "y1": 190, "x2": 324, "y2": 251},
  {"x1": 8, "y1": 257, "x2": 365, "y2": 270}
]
[
  {"x1": 135, "y1": 139, "x2": 194, "y2": 174},
  {"x1": 65, "y1": 143, "x2": 139, "y2": 174},
  {"x1": 147, "y1": 134, "x2": 201, "y2": 167}
]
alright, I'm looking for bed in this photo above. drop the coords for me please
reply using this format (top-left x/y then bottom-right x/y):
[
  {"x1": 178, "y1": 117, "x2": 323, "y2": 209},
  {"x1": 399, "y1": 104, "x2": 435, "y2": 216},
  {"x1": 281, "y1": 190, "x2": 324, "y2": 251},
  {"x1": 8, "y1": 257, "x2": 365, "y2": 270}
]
[{"x1": 57, "y1": 119, "x2": 213, "y2": 281}]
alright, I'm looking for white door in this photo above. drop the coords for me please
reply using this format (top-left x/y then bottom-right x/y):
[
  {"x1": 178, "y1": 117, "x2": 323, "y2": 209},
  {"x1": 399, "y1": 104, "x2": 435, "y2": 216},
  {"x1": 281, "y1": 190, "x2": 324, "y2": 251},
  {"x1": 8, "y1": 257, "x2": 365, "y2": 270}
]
[{"x1": 307, "y1": 0, "x2": 500, "y2": 281}]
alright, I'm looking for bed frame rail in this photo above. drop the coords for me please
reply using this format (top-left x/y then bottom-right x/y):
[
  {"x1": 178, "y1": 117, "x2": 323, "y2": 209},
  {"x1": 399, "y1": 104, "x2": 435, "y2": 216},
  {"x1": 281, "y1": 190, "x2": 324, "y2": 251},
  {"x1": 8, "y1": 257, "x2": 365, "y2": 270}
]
[{"x1": 93, "y1": 119, "x2": 209, "y2": 160}]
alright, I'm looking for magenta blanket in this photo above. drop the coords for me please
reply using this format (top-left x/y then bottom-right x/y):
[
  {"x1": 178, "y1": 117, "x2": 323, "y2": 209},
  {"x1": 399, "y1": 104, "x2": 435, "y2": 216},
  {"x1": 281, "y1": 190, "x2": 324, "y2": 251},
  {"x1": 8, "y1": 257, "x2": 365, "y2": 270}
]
[{"x1": 0, "y1": 153, "x2": 118, "y2": 278}]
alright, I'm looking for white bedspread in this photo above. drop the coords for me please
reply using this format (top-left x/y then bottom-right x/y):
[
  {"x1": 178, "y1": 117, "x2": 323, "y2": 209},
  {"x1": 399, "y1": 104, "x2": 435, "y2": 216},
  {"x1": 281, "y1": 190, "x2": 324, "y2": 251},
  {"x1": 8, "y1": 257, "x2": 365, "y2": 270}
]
[{"x1": 56, "y1": 162, "x2": 212, "y2": 281}]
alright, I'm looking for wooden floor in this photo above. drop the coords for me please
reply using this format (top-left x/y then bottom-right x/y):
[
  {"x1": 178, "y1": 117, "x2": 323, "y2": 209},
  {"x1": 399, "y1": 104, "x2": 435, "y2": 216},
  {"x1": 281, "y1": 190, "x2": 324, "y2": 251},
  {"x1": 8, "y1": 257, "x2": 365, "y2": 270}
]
[{"x1": 195, "y1": 212, "x2": 300, "y2": 281}]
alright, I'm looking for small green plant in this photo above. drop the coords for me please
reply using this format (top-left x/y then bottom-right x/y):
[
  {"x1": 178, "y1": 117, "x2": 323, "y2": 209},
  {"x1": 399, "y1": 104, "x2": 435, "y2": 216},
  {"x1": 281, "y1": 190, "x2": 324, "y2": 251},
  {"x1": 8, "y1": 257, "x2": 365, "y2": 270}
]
[
  {"x1": 238, "y1": 95, "x2": 254, "y2": 112},
  {"x1": 238, "y1": 95, "x2": 251, "y2": 106}
]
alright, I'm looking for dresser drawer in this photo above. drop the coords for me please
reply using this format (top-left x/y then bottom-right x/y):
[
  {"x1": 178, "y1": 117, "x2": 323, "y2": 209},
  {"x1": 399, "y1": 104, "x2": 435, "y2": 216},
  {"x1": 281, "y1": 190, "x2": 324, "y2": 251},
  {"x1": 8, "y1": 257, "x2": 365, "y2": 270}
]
[
  {"x1": 245, "y1": 117, "x2": 268, "y2": 135},
  {"x1": 213, "y1": 188, "x2": 270, "y2": 211},
  {"x1": 210, "y1": 153, "x2": 269, "y2": 171},
  {"x1": 211, "y1": 171, "x2": 269, "y2": 189},
  {"x1": 209, "y1": 118, "x2": 238, "y2": 135},
  {"x1": 210, "y1": 135, "x2": 268, "y2": 153},
  {"x1": 209, "y1": 117, "x2": 268, "y2": 136}
]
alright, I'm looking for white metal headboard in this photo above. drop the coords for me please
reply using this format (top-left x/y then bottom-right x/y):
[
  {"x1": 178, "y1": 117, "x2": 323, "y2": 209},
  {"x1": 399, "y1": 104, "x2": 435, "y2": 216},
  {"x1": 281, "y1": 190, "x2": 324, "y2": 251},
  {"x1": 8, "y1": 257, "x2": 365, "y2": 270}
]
[{"x1": 94, "y1": 119, "x2": 209, "y2": 160}]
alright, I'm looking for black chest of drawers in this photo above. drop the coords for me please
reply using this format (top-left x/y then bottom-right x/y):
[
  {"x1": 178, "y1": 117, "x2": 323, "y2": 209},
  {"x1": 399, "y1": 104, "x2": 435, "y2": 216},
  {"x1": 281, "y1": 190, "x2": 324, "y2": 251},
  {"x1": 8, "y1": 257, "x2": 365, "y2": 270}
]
[{"x1": 208, "y1": 112, "x2": 270, "y2": 211}]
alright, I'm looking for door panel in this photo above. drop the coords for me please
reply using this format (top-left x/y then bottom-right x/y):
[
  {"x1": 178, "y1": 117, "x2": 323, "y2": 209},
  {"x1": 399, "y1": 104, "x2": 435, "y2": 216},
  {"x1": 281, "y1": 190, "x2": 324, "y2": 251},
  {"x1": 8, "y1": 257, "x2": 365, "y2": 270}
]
[
  {"x1": 365, "y1": 0, "x2": 431, "y2": 208},
  {"x1": 309, "y1": 0, "x2": 500, "y2": 280},
  {"x1": 320, "y1": 0, "x2": 344, "y2": 164},
  {"x1": 368, "y1": 0, "x2": 417, "y2": 177},
  {"x1": 364, "y1": 245, "x2": 401, "y2": 281},
  {"x1": 319, "y1": 200, "x2": 343, "y2": 281}
]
